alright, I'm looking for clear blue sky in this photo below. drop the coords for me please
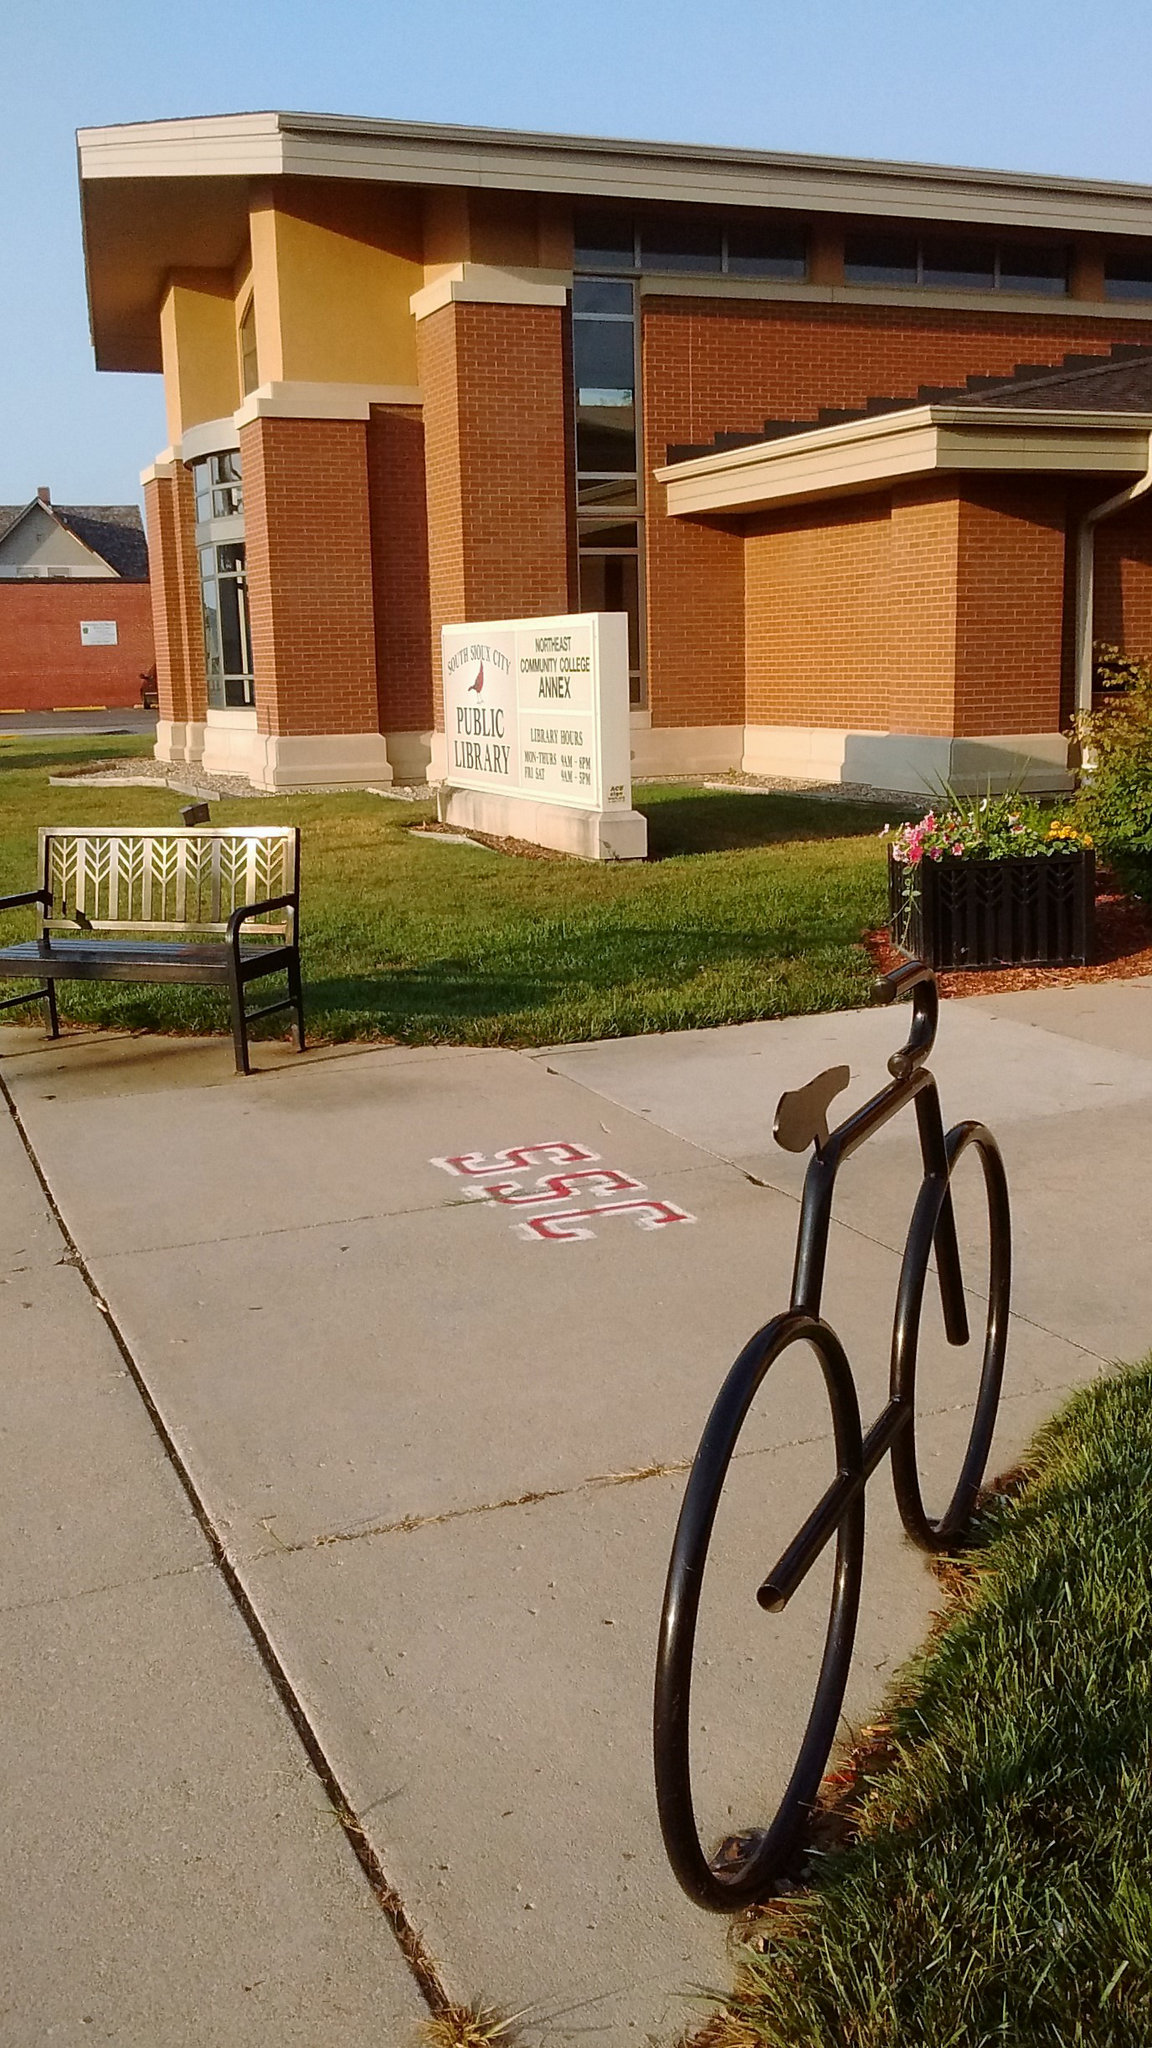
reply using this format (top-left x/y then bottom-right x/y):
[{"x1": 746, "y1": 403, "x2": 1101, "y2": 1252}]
[{"x1": 7, "y1": 0, "x2": 1152, "y2": 507}]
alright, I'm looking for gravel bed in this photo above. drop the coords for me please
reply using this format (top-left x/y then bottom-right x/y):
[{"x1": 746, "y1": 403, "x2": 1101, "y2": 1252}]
[
  {"x1": 702, "y1": 771, "x2": 916, "y2": 805},
  {"x1": 48, "y1": 758, "x2": 431, "y2": 803}
]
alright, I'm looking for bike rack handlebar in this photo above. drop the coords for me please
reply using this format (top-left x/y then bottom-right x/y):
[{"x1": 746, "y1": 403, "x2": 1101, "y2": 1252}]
[{"x1": 874, "y1": 958, "x2": 939, "y2": 1078}]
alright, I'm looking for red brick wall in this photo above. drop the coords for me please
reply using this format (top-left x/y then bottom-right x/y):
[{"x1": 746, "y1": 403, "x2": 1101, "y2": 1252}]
[
  {"x1": 241, "y1": 415, "x2": 379, "y2": 737},
  {"x1": 143, "y1": 465, "x2": 205, "y2": 727},
  {"x1": 643, "y1": 297, "x2": 1152, "y2": 729},
  {"x1": 417, "y1": 300, "x2": 571, "y2": 723},
  {"x1": 745, "y1": 495, "x2": 894, "y2": 729},
  {"x1": 366, "y1": 404, "x2": 434, "y2": 733},
  {"x1": 1094, "y1": 499, "x2": 1152, "y2": 666},
  {"x1": 744, "y1": 476, "x2": 1068, "y2": 741},
  {"x1": 0, "y1": 579, "x2": 154, "y2": 712},
  {"x1": 953, "y1": 481, "x2": 1068, "y2": 735}
]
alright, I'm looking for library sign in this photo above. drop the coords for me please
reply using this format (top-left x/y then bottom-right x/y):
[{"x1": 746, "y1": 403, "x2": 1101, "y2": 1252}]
[{"x1": 439, "y1": 613, "x2": 645, "y2": 860}]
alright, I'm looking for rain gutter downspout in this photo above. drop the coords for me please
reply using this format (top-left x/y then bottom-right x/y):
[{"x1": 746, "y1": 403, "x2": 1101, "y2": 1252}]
[{"x1": 1075, "y1": 430, "x2": 1152, "y2": 713}]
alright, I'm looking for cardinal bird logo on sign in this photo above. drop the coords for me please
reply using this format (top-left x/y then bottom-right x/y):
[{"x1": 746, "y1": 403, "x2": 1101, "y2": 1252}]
[{"x1": 469, "y1": 663, "x2": 485, "y2": 694}]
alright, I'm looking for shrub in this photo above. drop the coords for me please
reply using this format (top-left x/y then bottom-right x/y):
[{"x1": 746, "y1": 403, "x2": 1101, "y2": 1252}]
[
  {"x1": 1092, "y1": 639, "x2": 1152, "y2": 695},
  {"x1": 1074, "y1": 652, "x2": 1152, "y2": 900}
]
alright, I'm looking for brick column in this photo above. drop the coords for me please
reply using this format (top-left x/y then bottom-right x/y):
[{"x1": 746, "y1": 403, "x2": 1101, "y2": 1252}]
[
  {"x1": 366, "y1": 402, "x2": 434, "y2": 779},
  {"x1": 142, "y1": 460, "x2": 206, "y2": 762},
  {"x1": 416, "y1": 299, "x2": 571, "y2": 729},
  {"x1": 238, "y1": 414, "x2": 392, "y2": 786}
]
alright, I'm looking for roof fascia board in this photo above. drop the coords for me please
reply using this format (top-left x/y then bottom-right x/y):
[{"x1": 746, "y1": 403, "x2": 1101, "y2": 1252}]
[
  {"x1": 663, "y1": 422, "x2": 941, "y2": 516},
  {"x1": 655, "y1": 406, "x2": 938, "y2": 484},
  {"x1": 77, "y1": 112, "x2": 1152, "y2": 237},
  {"x1": 77, "y1": 113, "x2": 284, "y2": 181},
  {"x1": 661, "y1": 409, "x2": 1152, "y2": 516},
  {"x1": 933, "y1": 423, "x2": 1152, "y2": 471}
]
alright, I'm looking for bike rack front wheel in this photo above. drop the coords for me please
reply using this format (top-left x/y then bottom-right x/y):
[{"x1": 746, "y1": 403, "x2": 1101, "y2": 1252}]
[
  {"x1": 653, "y1": 1311, "x2": 864, "y2": 1911},
  {"x1": 890, "y1": 1121, "x2": 1011, "y2": 1551}
]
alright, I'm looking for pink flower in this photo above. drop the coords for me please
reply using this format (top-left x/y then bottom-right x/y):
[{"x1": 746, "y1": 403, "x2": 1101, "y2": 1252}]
[{"x1": 951, "y1": 843, "x2": 964, "y2": 855}]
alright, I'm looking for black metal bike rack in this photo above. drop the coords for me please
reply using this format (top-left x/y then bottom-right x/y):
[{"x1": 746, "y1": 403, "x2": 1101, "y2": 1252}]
[{"x1": 653, "y1": 959, "x2": 1011, "y2": 1912}]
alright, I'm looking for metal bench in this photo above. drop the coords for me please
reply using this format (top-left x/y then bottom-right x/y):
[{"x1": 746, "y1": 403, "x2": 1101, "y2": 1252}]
[{"x1": 0, "y1": 825, "x2": 305, "y2": 1075}]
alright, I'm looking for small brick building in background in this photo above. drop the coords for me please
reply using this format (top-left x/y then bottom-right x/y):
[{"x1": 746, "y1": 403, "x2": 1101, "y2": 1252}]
[
  {"x1": 0, "y1": 491, "x2": 154, "y2": 712},
  {"x1": 73, "y1": 113, "x2": 1152, "y2": 792}
]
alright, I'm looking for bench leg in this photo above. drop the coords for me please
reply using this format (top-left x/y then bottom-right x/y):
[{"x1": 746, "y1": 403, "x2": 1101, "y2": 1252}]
[
  {"x1": 45, "y1": 980, "x2": 59, "y2": 1040},
  {"x1": 289, "y1": 952, "x2": 306, "y2": 1053},
  {"x1": 228, "y1": 969, "x2": 251, "y2": 1076}
]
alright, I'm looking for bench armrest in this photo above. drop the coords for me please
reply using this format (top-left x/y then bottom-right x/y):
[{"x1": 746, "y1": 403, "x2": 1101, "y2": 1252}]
[
  {"x1": 0, "y1": 889, "x2": 50, "y2": 914},
  {"x1": 226, "y1": 893, "x2": 297, "y2": 942}
]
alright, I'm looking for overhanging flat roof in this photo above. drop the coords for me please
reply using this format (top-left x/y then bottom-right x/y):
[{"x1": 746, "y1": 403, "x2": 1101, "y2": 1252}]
[
  {"x1": 78, "y1": 111, "x2": 1152, "y2": 372},
  {"x1": 78, "y1": 110, "x2": 1152, "y2": 233},
  {"x1": 656, "y1": 405, "x2": 1152, "y2": 517}
]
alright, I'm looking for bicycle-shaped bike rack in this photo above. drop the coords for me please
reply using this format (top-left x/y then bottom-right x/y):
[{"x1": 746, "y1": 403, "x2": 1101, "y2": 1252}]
[{"x1": 653, "y1": 960, "x2": 1011, "y2": 1911}]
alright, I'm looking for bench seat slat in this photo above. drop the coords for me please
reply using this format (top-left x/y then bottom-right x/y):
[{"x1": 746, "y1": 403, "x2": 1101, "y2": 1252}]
[{"x1": 0, "y1": 939, "x2": 288, "y2": 988}]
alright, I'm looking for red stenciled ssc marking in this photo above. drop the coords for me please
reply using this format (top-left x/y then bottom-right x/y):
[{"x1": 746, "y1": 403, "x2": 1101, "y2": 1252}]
[
  {"x1": 514, "y1": 1200, "x2": 696, "y2": 1243},
  {"x1": 464, "y1": 1169, "x2": 646, "y2": 1207},
  {"x1": 431, "y1": 1142, "x2": 600, "y2": 1177}
]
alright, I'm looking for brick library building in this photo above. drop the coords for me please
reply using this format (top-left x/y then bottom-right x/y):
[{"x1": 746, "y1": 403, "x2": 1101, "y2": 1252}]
[{"x1": 78, "y1": 112, "x2": 1152, "y2": 793}]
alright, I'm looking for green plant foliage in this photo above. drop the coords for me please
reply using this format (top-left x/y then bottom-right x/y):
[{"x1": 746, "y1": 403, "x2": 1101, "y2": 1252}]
[
  {"x1": 0, "y1": 735, "x2": 902, "y2": 1048},
  {"x1": 886, "y1": 788, "x2": 1090, "y2": 869},
  {"x1": 712, "y1": 1360, "x2": 1152, "y2": 2048},
  {"x1": 1073, "y1": 655, "x2": 1152, "y2": 900},
  {"x1": 1092, "y1": 641, "x2": 1151, "y2": 695}
]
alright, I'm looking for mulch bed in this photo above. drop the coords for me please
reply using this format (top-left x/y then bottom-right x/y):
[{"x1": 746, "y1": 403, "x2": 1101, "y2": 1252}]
[{"x1": 865, "y1": 875, "x2": 1152, "y2": 996}]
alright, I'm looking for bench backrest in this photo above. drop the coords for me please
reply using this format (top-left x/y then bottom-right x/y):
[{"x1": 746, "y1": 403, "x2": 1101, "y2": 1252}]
[{"x1": 37, "y1": 827, "x2": 299, "y2": 938}]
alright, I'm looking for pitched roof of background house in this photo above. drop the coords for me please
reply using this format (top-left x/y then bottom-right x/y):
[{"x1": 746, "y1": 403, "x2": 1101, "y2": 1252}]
[{"x1": 0, "y1": 501, "x2": 148, "y2": 580}]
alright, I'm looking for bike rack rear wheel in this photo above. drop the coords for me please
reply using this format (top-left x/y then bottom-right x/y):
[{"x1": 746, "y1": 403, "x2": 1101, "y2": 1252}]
[
  {"x1": 890, "y1": 1121, "x2": 1011, "y2": 1550},
  {"x1": 653, "y1": 1312, "x2": 865, "y2": 1911}
]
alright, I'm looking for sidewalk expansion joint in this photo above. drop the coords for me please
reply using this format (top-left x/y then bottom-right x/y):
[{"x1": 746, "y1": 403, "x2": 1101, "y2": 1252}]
[{"x1": 0, "y1": 1068, "x2": 454, "y2": 2021}]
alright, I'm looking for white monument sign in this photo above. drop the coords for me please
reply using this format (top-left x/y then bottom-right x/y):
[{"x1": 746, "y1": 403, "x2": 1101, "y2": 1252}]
[
  {"x1": 437, "y1": 612, "x2": 646, "y2": 860},
  {"x1": 80, "y1": 620, "x2": 118, "y2": 646}
]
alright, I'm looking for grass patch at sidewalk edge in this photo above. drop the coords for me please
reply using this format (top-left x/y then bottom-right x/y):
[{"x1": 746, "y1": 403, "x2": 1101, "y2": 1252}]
[{"x1": 701, "y1": 1359, "x2": 1152, "y2": 2048}]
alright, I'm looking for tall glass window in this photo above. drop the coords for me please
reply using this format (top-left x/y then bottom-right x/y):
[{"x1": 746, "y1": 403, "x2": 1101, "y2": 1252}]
[
  {"x1": 571, "y1": 276, "x2": 644, "y2": 705},
  {"x1": 190, "y1": 452, "x2": 254, "y2": 709}
]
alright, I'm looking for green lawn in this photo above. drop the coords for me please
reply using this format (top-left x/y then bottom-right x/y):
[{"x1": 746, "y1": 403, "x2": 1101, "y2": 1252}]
[
  {"x1": 0, "y1": 732, "x2": 899, "y2": 1047},
  {"x1": 706, "y1": 1360, "x2": 1152, "y2": 2048}
]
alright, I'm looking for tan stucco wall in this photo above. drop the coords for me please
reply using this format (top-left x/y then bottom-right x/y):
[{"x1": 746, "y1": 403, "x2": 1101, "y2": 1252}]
[
  {"x1": 248, "y1": 180, "x2": 422, "y2": 386},
  {"x1": 419, "y1": 188, "x2": 572, "y2": 284},
  {"x1": 159, "y1": 270, "x2": 240, "y2": 441}
]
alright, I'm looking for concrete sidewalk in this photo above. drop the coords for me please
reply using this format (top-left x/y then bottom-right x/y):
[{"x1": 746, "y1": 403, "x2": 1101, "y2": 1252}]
[{"x1": 2, "y1": 979, "x2": 1149, "y2": 2045}]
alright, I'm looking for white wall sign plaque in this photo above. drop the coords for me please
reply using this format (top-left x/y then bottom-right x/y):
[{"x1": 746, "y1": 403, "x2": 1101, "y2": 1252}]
[
  {"x1": 80, "y1": 620, "x2": 118, "y2": 646},
  {"x1": 438, "y1": 612, "x2": 646, "y2": 860}
]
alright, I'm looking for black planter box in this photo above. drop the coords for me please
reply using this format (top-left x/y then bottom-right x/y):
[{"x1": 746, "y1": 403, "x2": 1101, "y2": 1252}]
[{"x1": 888, "y1": 847, "x2": 1095, "y2": 969}]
